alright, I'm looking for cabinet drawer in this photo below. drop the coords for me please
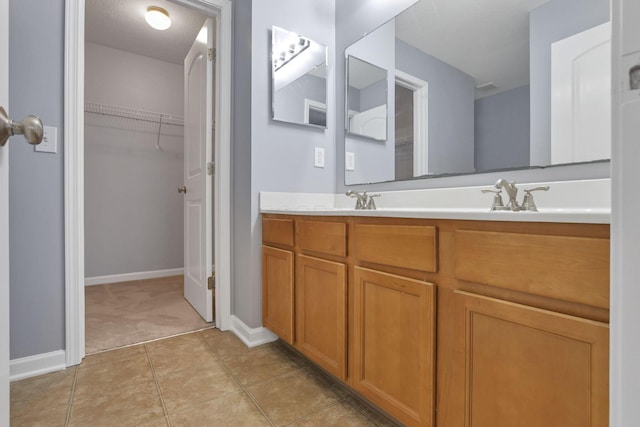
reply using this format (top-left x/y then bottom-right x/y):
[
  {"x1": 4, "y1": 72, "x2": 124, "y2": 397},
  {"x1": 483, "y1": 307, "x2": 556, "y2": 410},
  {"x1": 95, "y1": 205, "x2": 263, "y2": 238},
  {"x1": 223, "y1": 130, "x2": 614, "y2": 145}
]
[
  {"x1": 454, "y1": 230, "x2": 610, "y2": 309},
  {"x1": 354, "y1": 224, "x2": 437, "y2": 272},
  {"x1": 298, "y1": 220, "x2": 348, "y2": 257},
  {"x1": 262, "y1": 218, "x2": 294, "y2": 247}
]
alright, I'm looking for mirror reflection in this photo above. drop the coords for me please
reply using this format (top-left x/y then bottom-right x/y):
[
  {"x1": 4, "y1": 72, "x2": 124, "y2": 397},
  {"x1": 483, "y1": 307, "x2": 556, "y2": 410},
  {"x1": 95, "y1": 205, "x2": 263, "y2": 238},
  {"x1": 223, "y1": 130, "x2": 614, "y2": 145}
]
[
  {"x1": 346, "y1": 56, "x2": 388, "y2": 141},
  {"x1": 344, "y1": 0, "x2": 611, "y2": 186},
  {"x1": 272, "y1": 26, "x2": 328, "y2": 128}
]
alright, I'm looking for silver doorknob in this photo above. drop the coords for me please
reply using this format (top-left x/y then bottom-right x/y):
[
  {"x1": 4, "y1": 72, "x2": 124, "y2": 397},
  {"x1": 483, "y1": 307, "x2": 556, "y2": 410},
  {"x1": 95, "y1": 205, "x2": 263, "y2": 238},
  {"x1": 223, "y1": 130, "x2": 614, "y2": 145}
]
[
  {"x1": 0, "y1": 106, "x2": 44, "y2": 147},
  {"x1": 178, "y1": 186, "x2": 187, "y2": 194}
]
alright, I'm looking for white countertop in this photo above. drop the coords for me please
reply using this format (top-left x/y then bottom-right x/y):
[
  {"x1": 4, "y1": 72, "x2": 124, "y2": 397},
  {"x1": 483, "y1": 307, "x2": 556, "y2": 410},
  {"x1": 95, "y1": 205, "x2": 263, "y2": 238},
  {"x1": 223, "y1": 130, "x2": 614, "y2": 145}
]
[{"x1": 260, "y1": 179, "x2": 611, "y2": 224}]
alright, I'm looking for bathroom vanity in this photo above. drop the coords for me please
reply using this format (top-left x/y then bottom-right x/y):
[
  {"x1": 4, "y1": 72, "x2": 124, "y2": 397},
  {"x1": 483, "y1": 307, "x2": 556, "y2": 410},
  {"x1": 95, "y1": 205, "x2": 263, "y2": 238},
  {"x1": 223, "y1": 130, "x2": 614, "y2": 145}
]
[{"x1": 260, "y1": 182, "x2": 610, "y2": 427}]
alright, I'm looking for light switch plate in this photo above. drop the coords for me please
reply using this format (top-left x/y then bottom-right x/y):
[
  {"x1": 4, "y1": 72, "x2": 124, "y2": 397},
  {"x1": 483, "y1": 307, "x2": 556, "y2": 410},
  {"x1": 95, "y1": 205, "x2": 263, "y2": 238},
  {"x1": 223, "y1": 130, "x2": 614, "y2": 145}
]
[
  {"x1": 35, "y1": 126, "x2": 57, "y2": 153},
  {"x1": 345, "y1": 152, "x2": 355, "y2": 171},
  {"x1": 314, "y1": 147, "x2": 325, "y2": 168}
]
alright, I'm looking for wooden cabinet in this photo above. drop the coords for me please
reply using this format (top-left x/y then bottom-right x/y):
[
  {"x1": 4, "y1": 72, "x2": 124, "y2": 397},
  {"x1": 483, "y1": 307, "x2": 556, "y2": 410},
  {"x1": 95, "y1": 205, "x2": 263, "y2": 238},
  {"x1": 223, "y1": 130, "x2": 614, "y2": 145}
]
[
  {"x1": 262, "y1": 217, "x2": 296, "y2": 344},
  {"x1": 295, "y1": 254, "x2": 347, "y2": 380},
  {"x1": 262, "y1": 246, "x2": 294, "y2": 344},
  {"x1": 262, "y1": 214, "x2": 610, "y2": 427},
  {"x1": 353, "y1": 267, "x2": 436, "y2": 427},
  {"x1": 456, "y1": 291, "x2": 608, "y2": 427}
]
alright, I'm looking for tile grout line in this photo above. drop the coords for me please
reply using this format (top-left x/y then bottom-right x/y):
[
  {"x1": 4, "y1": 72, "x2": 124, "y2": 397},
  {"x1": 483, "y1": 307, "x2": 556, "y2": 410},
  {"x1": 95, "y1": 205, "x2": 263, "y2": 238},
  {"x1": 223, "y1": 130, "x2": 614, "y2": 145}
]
[
  {"x1": 282, "y1": 400, "x2": 346, "y2": 427},
  {"x1": 198, "y1": 332, "x2": 278, "y2": 427},
  {"x1": 64, "y1": 366, "x2": 79, "y2": 426},
  {"x1": 276, "y1": 342, "x2": 399, "y2": 427},
  {"x1": 208, "y1": 335, "x2": 353, "y2": 427},
  {"x1": 86, "y1": 325, "x2": 216, "y2": 357},
  {"x1": 144, "y1": 344, "x2": 172, "y2": 426}
]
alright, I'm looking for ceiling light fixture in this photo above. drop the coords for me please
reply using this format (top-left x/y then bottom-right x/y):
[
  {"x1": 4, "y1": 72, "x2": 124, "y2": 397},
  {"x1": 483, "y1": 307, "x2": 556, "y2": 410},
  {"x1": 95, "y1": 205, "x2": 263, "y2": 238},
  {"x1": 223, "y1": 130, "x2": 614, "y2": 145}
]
[{"x1": 145, "y1": 6, "x2": 171, "y2": 31}]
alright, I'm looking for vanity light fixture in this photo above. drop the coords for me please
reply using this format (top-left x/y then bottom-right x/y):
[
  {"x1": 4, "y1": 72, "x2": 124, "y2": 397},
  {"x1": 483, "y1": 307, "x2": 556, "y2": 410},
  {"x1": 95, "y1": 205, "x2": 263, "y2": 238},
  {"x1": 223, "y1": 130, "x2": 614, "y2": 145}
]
[
  {"x1": 145, "y1": 6, "x2": 171, "y2": 31},
  {"x1": 273, "y1": 35, "x2": 310, "y2": 71}
]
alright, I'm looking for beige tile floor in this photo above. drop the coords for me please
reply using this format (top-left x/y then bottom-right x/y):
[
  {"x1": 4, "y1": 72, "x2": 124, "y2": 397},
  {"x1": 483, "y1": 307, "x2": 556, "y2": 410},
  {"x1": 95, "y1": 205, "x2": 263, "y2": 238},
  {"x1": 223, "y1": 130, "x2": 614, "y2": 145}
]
[
  {"x1": 10, "y1": 329, "x2": 399, "y2": 426},
  {"x1": 85, "y1": 276, "x2": 211, "y2": 354}
]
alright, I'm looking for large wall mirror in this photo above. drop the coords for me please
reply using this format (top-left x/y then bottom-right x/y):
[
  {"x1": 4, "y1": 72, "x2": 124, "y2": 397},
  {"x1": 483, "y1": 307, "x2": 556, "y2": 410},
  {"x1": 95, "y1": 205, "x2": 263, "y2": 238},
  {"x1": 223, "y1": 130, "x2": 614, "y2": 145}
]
[
  {"x1": 344, "y1": 0, "x2": 611, "y2": 186},
  {"x1": 272, "y1": 26, "x2": 328, "y2": 128}
]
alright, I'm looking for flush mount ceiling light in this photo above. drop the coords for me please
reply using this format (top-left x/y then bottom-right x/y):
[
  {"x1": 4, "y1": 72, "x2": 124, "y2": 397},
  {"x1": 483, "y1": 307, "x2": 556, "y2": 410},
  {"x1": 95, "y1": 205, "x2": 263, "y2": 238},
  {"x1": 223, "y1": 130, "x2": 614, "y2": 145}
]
[{"x1": 145, "y1": 6, "x2": 171, "y2": 31}]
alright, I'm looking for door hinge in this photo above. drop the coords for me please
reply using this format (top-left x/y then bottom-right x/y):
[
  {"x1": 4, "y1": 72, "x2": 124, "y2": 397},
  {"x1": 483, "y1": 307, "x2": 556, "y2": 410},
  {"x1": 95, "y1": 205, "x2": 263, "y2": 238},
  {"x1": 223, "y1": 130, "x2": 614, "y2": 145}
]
[
  {"x1": 208, "y1": 48, "x2": 216, "y2": 62},
  {"x1": 207, "y1": 162, "x2": 215, "y2": 175},
  {"x1": 207, "y1": 274, "x2": 215, "y2": 290}
]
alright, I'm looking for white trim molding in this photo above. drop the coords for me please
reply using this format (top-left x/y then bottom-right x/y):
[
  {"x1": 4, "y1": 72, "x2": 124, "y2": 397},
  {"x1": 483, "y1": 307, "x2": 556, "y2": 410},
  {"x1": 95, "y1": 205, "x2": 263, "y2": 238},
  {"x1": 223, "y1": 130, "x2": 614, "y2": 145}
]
[
  {"x1": 210, "y1": 0, "x2": 233, "y2": 332},
  {"x1": 85, "y1": 268, "x2": 185, "y2": 286},
  {"x1": 395, "y1": 69, "x2": 428, "y2": 177},
  {"x1": 10, "y1": 351, "x2": 66, "y2": 382},
  {"x1": 64, "y1": 0, "x2": 85, "y2": 367},
  {"x1": 229, "y1": 315, "x2": 278, "y2": 348},
  {"x1": 64, "y1": 0, "x2": 233, "y2": 367}
]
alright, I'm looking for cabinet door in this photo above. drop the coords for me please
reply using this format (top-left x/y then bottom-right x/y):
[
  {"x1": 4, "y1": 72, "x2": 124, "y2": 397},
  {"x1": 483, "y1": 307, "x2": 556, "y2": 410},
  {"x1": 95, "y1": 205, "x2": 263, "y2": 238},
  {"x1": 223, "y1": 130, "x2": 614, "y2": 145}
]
[
  {"x1": 456, "y1": 291, "x2": 608, "y2": 427},
  {"x1": 296, "y1": 254, "x2": 347, "y2": 380},
  {"x1": 353, "y1": 267, "x2": 436, "y2": 427},
  {"x1": 262, "y1": 246, "x2": 294, "y2": 344}
]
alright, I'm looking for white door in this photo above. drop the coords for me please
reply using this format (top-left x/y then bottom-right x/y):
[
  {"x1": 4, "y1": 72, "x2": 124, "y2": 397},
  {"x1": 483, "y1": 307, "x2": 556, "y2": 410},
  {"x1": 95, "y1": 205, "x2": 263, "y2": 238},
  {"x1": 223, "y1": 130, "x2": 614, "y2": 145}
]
[
  {"x1": 350, "y1": 104, "x2": 387, "y2": 141},
  {"x1": 551, "y1": 22, "x2": 611, "y2": 164},
  {"x1": 183, "y1": 19, "x2": 214, "y2": 322},
  {"x1": 1, "y1": 0, "x2": 11, "y2": 421}
]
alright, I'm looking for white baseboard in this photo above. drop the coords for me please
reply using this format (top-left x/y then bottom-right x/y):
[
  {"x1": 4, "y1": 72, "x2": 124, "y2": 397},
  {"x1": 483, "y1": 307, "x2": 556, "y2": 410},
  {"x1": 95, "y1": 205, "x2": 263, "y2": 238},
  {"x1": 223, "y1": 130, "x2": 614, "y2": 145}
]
[
  {"x1": 85, "y1": 268, "x2": 184, "y2": 286},
  {"x1": 229, "y1": 315, "x2": 278, "y2": 348},
  {"x1": 10, "y1": 350, "x2": 67, "y2": 382}
]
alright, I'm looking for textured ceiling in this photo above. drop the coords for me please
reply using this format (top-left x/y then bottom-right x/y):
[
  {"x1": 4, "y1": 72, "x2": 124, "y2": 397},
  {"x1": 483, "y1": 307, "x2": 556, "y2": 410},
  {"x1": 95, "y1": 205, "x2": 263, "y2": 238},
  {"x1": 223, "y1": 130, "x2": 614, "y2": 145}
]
[
  {"x1": 396, "y1": 0, "x2": 549, "y2": 97},
  {"x1": 85, "y1": 0, "x2": 210, "y2": 65}
]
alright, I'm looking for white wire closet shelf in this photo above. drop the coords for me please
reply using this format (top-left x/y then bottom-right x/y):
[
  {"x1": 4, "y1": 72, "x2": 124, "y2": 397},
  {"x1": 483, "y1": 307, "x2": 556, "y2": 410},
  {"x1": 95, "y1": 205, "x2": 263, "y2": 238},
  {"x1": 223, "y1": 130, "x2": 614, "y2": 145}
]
[{"x1": 85, "y1": 102, "x2": 184, "y2": 127}]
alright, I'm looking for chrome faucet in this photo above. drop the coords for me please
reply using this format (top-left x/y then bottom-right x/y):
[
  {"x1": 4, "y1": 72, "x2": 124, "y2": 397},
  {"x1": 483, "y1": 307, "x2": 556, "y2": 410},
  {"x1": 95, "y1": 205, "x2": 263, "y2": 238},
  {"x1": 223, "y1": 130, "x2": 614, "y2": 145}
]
[
  {"x1": 486, "y1": 179, "x2": 550, "y2": 212},
  {"x1": 346, "y1": 190, "x2": 368, "y2": 209},
  {"x1": 346, "y1": 190, "x2": 380, "y2": 210},
  {"x1": 494, "y1": 179, "x2": 520, "y2": 211}
]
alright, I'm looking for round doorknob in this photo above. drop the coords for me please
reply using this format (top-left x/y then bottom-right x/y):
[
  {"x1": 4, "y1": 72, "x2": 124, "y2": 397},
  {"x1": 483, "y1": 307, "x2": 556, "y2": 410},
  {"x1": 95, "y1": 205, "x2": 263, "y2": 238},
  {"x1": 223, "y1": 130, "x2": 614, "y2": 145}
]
[
  {"x1": 0, "y1": 106, "x2": 44, "y2": 147},
  {"x1": 178, "y1": 186, "x2": 187, "y2": 194}
]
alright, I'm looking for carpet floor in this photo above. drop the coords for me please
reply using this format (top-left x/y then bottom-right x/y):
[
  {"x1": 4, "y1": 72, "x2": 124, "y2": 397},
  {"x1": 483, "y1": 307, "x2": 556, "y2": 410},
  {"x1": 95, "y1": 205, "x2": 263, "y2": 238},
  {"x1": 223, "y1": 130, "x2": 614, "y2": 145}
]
[{"x1": 85, "y1": 275, "x2": 212, "y2": 354}]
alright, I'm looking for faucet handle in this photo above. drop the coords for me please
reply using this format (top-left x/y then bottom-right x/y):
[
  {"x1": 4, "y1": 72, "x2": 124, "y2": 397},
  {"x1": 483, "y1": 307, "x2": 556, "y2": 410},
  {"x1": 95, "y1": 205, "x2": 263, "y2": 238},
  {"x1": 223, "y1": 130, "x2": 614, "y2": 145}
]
[
  {"x1": 481, "y1": 189, "x2": 507, "y2": 211},
  {"x1": 521, "y1": 186, "x2": 550, "y2": 212},
  {"x1": 366, "y1": 194, "x2": 380, "y2": 210}
]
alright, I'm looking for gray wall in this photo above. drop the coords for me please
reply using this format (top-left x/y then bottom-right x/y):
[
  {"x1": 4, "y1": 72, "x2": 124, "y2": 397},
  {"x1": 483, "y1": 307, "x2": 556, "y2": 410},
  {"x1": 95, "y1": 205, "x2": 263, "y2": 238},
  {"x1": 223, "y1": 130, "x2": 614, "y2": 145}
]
[
  {"x1": 336, "y1": 0, "x2": 610, "y2": 193},
  {"x1": 9, "y1": 0, "x2": 65, "y2": 359},
  {"x1": 84, "y1": 43, "x2": 184, "y2": 278},
  {"x1": 396, "y1": 39, "x2": 475, "y2": 175},
  {"x1": 359, "y1": 79, "x2": 387, "y2": 112},
  {"x1": 234, "y1": 0, "x2": 338, "y2": 330},
  {"x1": 239, "y1": 0, "x2": 336, "y2": 328},
  {"x1": 529, "y1": 0, "x2": 610, "y2": 165},
  {"x1": 475, "y1": 85, "x2": 530, "y2": 172}
]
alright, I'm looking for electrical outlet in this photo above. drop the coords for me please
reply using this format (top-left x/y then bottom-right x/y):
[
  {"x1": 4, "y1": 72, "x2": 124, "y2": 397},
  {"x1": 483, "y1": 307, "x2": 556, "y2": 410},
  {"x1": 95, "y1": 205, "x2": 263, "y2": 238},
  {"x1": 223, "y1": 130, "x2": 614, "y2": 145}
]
[
  {"x1": 345, "y1": 152, "x2": 355, "y2": 171},
  {"x1": 35, "y1": 126, "x2": 57, "y2": 154},
  {"x1": 314, "y1": 147, "x2": 325, "y2": 168}
]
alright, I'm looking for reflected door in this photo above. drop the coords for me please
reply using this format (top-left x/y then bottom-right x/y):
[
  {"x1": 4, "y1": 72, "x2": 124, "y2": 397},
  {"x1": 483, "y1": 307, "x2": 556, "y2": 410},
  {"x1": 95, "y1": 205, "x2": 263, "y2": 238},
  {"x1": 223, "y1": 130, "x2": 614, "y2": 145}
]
[
  {"x1": 551, "y1": 22, "x2": 611, "y2": 164},
  {"x1": 349, "y1": 105, "x2": 387, "y2": 141}
]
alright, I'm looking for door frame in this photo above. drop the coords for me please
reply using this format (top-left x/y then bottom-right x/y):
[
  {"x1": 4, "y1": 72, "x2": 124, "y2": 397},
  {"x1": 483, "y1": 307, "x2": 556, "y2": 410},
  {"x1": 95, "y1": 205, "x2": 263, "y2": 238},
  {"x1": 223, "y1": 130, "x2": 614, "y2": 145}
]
[
  {"x1": 395, "y1": 70, "x2": 428, "y2": 177},
  {"x1": 63, "y1": 0, "x2": 233, "y2": 366}
]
